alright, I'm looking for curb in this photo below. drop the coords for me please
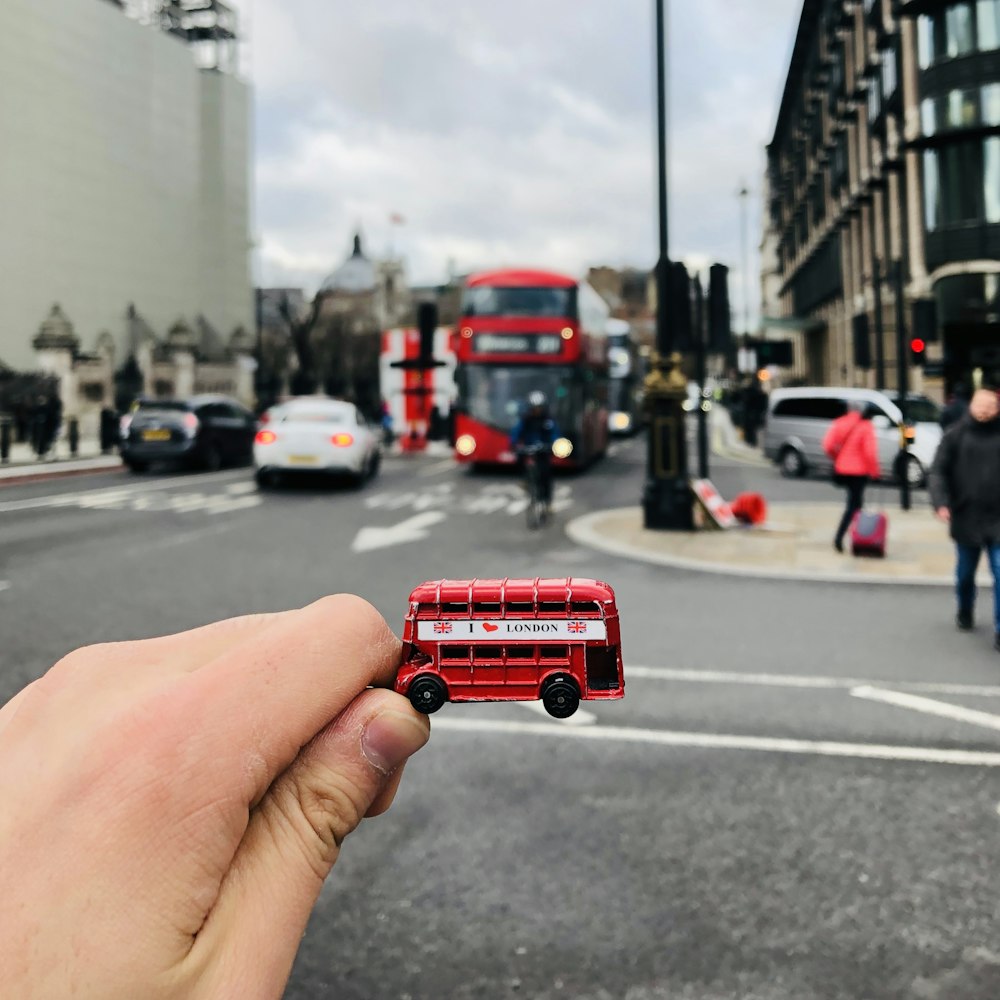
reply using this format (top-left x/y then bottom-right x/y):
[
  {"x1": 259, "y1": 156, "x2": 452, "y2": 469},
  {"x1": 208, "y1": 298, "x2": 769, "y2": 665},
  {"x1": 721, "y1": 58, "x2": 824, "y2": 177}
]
[
  {"x1": 566, "y1": 507, "x2": 981, "y2": 588},
  {"x1": 0, "y1": 459, "x2": 123, "y2": 487}
]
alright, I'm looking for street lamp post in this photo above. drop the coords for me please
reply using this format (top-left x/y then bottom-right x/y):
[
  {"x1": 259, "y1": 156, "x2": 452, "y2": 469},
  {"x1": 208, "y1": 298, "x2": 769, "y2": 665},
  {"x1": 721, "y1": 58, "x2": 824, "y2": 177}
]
[
  {"x1": 738, "y1": 184, "x2": 751, "y2": 353},
  {"x1": 642, "y1": 0, "x2": 693, "y2": 531}
]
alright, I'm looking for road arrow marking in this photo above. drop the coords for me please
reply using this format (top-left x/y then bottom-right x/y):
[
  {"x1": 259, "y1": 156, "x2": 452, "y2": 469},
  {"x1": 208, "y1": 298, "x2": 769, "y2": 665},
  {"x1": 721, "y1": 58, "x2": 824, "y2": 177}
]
[
  {"x1": 851, "y1": 685, "x2": 1000, "y2": 734},
  {"x1": 351, "y1": 511, "x2": 447, "y2": 553}
]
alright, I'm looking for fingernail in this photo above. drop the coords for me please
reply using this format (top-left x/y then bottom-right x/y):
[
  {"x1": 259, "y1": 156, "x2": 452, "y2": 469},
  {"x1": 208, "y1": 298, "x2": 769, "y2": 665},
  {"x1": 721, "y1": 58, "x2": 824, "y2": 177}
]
[{"x1": 361, "y1": 711, "x2": 429, "y2": 774}]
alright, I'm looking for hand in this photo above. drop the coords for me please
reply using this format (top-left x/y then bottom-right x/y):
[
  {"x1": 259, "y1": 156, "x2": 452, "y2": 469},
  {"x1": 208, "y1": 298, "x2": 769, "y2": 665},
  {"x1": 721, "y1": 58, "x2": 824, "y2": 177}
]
[
  {"x1": 936, "y1": 507, "x2": 951, "y2": 523},
  {"x1": 0, "y1": 596, "x2": 430, "y2": 1000}
]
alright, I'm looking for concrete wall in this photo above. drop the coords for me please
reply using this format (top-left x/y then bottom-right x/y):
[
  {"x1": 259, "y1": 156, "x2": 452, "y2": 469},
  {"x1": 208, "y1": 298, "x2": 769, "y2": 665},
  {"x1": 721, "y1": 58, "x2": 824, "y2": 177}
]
[{"x1": 0, "y1": 0, "x2": 252, "y2": 368}]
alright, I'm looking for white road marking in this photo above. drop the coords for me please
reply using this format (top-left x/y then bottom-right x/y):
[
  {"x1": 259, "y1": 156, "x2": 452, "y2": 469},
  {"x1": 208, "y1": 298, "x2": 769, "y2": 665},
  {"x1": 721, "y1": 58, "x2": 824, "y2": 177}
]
[
  {"x1": 430, "y1": 717, "x2": 1000, "y2": 768},
  {"x1": 851, "y1": 686, "x2": 1000, "y2": 733},
  {"x1": 0, "y1": 470, "x2": 246, "y2": 513},
  {"x1": 362, "y1": 482, "x2": 572, "y2": 519},
  {"x1": 628, "y1": 666, "x2": 1000, "y2": 699},
  {"x1": 518, "y1": 700, "x2": 598, "y2": 726},
  {"x1": 351, "y1": 510, "x2": 447, "y2": 553},
  {"x1": 0, "y1": 581, "x2": 10, "y2": 593},
  {"x1": 225, "y1": 482, "x2": 258, "y2": 495}
]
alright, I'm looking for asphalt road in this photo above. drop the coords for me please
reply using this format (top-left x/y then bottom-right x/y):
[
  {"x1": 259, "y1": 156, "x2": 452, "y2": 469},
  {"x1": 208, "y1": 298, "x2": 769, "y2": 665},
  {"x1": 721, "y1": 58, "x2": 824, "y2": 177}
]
[{"x1": 3, "y1": 432, "x2": 1000, "y2": 999}]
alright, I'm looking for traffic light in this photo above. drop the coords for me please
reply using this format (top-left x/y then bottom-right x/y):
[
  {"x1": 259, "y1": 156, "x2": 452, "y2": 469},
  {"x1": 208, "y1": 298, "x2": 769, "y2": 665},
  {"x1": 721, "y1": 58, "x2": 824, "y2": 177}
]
[
  {"x1": 910, "y1": 336, "x2": 927, "y2": 367},
  {"x1": 417, "y1": 301, "x2": 438, "y2": 363},
  {"x1": 670, "y1": 261, "x2": 693, "y2": 351},
  {"x1": 852, "y1": 314, "x2": 871, "y2": 369},
  {"x1": 708, "y1": 264, "x2": 732, "y2": 353}
]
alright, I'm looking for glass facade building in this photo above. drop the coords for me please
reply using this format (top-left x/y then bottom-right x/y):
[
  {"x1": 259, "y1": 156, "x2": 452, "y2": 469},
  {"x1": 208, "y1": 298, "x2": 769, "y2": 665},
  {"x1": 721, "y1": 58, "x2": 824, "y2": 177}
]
[{"x1": 766, "y1": 0, "x2": 1000, "y2": 392}]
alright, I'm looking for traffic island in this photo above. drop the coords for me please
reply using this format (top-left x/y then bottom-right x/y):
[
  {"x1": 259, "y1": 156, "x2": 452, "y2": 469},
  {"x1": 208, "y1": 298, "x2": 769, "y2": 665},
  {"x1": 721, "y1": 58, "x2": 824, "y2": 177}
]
[{"x1": 566, "y1": 503, "x2": 988, "y2": 586}]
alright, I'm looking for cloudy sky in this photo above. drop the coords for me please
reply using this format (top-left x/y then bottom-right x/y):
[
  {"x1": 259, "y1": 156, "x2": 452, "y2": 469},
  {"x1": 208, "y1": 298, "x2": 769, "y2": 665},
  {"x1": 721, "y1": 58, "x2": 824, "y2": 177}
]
[{"x1": 230, "y1": 0, "x2": 803, "y2": 325}]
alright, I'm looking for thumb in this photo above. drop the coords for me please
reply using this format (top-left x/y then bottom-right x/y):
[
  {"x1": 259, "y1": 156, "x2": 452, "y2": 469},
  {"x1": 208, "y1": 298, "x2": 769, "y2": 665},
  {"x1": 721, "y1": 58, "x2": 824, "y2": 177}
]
[{"x1": 192, "y1": 689, "x2": 430, "y2": 996}]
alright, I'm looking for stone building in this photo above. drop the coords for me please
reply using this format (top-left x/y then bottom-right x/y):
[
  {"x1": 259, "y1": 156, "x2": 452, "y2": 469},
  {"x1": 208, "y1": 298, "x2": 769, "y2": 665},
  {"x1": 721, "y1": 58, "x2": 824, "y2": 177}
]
[
  {"x1": 0, "y1": 0, "x2": 253, "y2": 369},
  {"x1": 765, "y1": 0, "x2": 1000, "y2": 393}
]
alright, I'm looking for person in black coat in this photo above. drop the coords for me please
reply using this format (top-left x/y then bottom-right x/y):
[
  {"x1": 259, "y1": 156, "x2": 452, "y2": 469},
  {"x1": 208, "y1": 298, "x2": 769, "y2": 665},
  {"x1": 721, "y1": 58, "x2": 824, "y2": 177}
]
[{"x1": 929, "y1": 388, "x2": 1000, "y2": 649}]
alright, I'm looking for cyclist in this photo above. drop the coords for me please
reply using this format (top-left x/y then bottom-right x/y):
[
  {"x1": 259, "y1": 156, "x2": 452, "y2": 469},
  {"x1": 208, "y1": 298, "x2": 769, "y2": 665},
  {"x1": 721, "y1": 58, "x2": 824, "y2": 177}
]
[{"x1": 510, "y1": 391, "x2": 560, "y2": 506}]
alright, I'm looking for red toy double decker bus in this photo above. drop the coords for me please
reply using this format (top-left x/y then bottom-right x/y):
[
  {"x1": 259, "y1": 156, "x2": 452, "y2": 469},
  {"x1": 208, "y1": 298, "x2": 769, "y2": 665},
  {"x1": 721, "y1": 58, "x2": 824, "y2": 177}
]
[
  {"x1": 395, "y1": 578, "x2": 624, "y2": 718},
  {"x1": 451, "y1": 269, "x2": 611, "y2": 469}
]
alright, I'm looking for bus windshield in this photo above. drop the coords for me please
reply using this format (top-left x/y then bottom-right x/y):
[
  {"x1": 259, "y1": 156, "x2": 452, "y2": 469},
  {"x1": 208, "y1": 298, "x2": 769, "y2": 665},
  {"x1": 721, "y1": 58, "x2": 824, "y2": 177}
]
[
  {"x1": 462, "y1": 286, "x2": 577, "y2": 319},
  {"x1": 465, "y1": 365, "x2": 575, "y2": 431}
]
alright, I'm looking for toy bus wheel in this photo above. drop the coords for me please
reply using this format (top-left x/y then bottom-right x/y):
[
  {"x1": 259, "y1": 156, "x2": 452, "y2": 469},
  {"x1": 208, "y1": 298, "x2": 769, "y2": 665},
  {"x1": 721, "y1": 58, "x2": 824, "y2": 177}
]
[
  {"x1": 541, "y1": 675, "x2": 580, "y2": 719},
  {"x1": 408, "y1": 675, "x2": 447, "y2": 715}
]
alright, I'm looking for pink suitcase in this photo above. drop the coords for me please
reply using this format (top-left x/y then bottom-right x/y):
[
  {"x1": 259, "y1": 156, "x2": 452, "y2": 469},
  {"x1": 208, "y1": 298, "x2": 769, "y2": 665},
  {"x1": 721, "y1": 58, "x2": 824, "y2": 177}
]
[{"x1": 850, "y1": 510, "x2": 888, "y2": 558}]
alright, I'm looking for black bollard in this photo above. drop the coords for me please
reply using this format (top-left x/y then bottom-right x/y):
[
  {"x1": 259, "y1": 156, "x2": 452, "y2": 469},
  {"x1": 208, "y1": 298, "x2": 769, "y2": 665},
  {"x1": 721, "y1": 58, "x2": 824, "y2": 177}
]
[
  {"x1": 68, "y1": 417, "x2": 80, "y2": 457},
  {"x1": 0, "y1": 420, "x2": 10, "y2": 464}
]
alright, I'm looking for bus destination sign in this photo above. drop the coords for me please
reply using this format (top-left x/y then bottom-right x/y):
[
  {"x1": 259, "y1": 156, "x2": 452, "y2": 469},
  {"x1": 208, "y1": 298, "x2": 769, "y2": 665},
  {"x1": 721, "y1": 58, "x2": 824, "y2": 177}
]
[
  {"x1": 473, "y1": 333, "x2": 563, "y2": 356},
  {"x1": 417, "y1": 619, "x2": 608, "y2": 641}
]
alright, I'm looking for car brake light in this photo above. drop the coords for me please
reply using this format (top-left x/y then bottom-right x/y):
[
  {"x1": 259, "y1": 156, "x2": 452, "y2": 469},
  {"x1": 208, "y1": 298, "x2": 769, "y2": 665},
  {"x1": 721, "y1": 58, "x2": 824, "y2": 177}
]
[
  {"x1": 331, "y1": 433, "x2": 354, "y2": 447},
  {"x1": 183, "y1": 413, "x2": 199, "y2": 433},
  {"x1": 256, "y1": 430, "x2": 277, "y2": 445}
]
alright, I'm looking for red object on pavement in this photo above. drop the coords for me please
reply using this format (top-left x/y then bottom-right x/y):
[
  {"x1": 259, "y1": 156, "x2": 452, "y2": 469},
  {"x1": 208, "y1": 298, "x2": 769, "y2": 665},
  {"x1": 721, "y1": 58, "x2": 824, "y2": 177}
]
[
  {"x1": 850, "y1": 510, "x2": 888, "y2": 557},
  {"x1": 396, "y1": 578, "x2": 624, "y2": 719},
  {"x1": 730, "y1": 492, "x2": 768, "y2": 525}
]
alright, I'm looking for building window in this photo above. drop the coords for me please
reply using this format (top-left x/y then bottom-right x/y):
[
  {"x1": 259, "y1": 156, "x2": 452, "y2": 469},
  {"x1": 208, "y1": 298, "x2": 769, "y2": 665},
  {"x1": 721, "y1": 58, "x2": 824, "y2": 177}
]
[
  {"x1": 919, "y1": 2, "x2": 999, "y2": 65},
  {"x1": 921, "y1": 85, "x2": 1000, "y2": 135},
  {"x1": 881, "y1": 48, "x2": 898, "y2": 100},
  {"x1": 868, "y1": 78, "x2": 883, "y2": 123},
  {"x1": 923, "y1": 138, "x2": 1000, "y2": 229},
  {"x1": 979, "y1": 0, "x2": 1000, "y2": 49}
]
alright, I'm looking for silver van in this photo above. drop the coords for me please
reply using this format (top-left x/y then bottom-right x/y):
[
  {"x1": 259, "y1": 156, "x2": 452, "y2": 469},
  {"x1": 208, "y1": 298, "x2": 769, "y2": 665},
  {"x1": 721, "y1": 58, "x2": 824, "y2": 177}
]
[{"x1": 762, "y1": 387, "x2": 942, "y2": 487}]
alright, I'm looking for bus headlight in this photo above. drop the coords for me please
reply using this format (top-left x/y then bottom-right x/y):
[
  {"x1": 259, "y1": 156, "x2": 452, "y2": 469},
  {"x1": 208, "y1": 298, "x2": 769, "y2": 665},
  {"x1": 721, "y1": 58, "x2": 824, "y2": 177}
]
[
  {"x1": 682, "y1": 399, "x2": 695, "y2": 412},
  {"x1": 456, "y1": 434, "x2": 477, "y2": 456},
  {"x1": 610, "y1": 412, "x2": 631, "y2": 431},
  {"x1": 552, "y1": 437, "x2": 574, "y2": 459}
]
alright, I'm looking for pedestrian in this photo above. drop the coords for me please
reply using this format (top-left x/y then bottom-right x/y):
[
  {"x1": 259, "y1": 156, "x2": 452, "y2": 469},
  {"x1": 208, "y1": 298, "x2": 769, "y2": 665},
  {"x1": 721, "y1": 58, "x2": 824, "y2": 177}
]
[
  {"x1": 929, "y1": 387, "x2": 1000, "y2": 649},
  {"x1": 823, "y1": 401, "x2": 881, "y2": 553},
  {"x1": 742, "y1": 378, "x2": 767, "y2": 447},
  {"x1": 940, "y1": 381, "x2": 970, "y2": 430},
  {"x1": 0, "y1": 596, "x2": 430, "y2": 999}
]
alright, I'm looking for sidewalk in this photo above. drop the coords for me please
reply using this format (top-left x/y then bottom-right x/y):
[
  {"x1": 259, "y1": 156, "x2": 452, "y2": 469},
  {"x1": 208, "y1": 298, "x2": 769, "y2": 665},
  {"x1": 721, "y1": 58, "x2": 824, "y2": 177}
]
[
  {"x1": 0, "y1": 438, "x2": 121, "y2": 482},
  {"x1": 708, "y1": 406, "x2": 770, "y2": 467},
  {"x1": 567, "y1": 503, "x2": 986, "y2": 586}
]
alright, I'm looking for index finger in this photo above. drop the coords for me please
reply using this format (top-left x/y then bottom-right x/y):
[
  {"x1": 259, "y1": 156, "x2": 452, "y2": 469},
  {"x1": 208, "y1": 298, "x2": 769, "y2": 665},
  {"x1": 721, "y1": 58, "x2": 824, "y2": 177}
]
[{"x1": 181, "y1": 594, "x2": 403, "y2": 802}]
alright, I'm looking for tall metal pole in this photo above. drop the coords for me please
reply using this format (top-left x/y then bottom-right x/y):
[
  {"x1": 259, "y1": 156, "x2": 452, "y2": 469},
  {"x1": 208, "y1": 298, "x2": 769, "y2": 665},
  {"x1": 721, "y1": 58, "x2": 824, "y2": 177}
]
[
  {"x1": 893, "y1": 258, "x2": 911, "y2": 511},
  {"x1": 694, "y1": 273, "x2": 710, "y2": 479},
  {"x1": 643, "y1": 0, "x2": 692, "y2": 530},
  {"x1": 738, "y1": 184, "x2": 751, "y2": 351},
  {"x1": 655, "y1": 0, "x2": 671, "y2": 359}
]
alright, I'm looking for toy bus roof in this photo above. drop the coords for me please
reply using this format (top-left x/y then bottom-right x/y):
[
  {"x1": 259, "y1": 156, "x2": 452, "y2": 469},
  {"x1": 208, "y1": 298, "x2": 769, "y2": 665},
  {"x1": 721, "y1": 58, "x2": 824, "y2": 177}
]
[
  {"x1": 465, "y1": 269, "x2": 577, "y2": 289},
  {"x1": 408, "y1": 578, "x2": 616, "y2": 606}
]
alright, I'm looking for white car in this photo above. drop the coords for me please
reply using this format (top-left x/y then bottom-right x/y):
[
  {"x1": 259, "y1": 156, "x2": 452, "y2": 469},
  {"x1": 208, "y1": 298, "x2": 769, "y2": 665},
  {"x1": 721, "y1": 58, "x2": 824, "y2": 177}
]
[{"x1": 253, "y1": 398, "x2": 381, "y2": 488}]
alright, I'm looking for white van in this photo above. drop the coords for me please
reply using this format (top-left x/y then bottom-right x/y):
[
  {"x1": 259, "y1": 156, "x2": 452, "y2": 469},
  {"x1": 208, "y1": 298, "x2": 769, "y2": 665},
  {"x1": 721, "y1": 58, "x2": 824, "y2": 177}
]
[{"x1": 762, "y1": 387, "x2": 942, "y2": 487}]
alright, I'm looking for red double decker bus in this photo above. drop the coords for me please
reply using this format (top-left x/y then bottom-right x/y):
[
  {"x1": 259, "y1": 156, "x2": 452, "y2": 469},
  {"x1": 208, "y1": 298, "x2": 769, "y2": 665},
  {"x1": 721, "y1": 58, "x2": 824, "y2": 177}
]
[
  {"x1": 451, "y1": 269, "x2": 611, "y2": 468},
  {"x1": 395, "y1": 578, "x2": 624, "y2": 719}
]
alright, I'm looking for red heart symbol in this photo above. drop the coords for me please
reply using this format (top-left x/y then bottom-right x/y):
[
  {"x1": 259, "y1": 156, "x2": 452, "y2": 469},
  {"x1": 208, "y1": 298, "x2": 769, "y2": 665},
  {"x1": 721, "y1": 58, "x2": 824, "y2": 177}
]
[{"x1": 483, "y1": 623, "x2": 499, "y2": 633}]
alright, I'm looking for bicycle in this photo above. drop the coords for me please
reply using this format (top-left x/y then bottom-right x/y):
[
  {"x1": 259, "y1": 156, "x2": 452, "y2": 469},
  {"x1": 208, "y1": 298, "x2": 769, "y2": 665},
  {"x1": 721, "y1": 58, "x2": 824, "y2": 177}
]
[{"x1": 519, "y1": 444, "x2": 551, "y2": 530}]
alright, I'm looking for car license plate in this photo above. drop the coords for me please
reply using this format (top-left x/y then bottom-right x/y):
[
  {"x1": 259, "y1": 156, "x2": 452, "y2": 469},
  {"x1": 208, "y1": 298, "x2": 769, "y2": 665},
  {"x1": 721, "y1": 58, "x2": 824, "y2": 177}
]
[
  {"x1": 142, "y1": 429, "x2": 171, "y2": 442},
  {"x1": 288, "y1": 454, "x2": 319, "y2": 465}
]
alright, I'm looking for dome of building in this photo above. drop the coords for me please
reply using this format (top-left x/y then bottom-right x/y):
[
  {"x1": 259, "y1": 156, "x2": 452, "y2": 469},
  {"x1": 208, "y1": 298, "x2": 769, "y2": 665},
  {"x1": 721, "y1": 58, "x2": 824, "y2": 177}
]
[{"x1": 319, "y1": 233, "x2": 377, "y2": 294}]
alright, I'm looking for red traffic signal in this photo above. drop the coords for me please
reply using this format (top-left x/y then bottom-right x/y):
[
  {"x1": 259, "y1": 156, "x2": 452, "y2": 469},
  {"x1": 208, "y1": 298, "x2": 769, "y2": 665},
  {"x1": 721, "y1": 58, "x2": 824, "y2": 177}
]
[{"x1": 910, "y1": 337, "x2": 927, "y2": 366}]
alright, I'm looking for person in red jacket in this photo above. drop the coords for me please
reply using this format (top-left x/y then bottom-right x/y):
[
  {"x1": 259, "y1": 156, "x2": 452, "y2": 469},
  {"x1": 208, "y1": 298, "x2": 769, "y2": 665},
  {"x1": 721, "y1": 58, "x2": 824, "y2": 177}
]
[{"x1": 823, "y1": 401, "x2": 882, "y2": 552}]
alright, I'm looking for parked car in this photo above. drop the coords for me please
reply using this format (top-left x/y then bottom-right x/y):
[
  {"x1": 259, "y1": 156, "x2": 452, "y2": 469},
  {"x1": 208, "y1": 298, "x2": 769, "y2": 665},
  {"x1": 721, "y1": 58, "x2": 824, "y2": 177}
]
[
  {"x1": 253, "y1": 397, "x2": 381, "y2": 488},
  {"x1": 762, "y1": 386, "x2": 942, "y2": 487},
  {"x1": 120, "y1": 395, "x2": 256, "y2": 472}
]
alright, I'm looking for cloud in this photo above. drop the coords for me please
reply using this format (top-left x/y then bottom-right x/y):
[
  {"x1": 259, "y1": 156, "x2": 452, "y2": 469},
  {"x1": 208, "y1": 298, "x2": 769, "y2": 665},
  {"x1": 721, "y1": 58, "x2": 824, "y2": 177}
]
[{"x1": 232, "y1": 0, "x2": 803, "y2": 323}]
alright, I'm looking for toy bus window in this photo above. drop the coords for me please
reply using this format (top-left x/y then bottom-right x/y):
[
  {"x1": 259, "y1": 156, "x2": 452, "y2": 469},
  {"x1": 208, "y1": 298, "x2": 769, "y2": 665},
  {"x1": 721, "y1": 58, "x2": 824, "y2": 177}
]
[
  {"x1": 586, "y1": 645, "x2": 620, "y2": 690},
  {"x1": 473, "y1": 602, "x2": 502, "y2": 616},
  {"x1": 570, "y1": 601, "x2": 600, "y2": 614},
  {"x1": 507, "y1": 602, "x2": 534, "y2": 615},
  {"x1": 540, "y1": 645, "x2": 569, "y2": 660},
  {"x1": 506, "y1": 645, "x2": 535, "y2": 659},
  {"x1": 442, "y1": 603, "x2": 468, "y2": 615},
  {"x1": 440, "y1": 645, "x2": 471, "y2": 661},
  {"x1": 475, "y1": 646, "x2": 503, "y2": 661},
  {"x1": 538, "y1": 602, "x2": 565, "y2": 614}
]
